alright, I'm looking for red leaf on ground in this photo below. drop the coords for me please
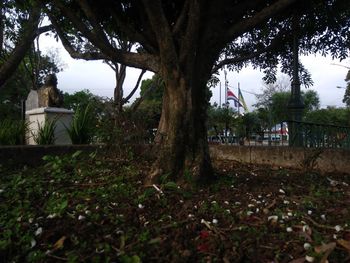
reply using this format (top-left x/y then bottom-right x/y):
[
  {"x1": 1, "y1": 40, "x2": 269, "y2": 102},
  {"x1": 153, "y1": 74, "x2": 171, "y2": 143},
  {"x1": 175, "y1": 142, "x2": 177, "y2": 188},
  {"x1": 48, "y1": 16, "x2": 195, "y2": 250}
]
[
  {"x1": 197, "y1": 243, "x2": 209, "y2": 252},
  {"x1": 199, "y1": 230, "x2": 210, "y2": 239}
]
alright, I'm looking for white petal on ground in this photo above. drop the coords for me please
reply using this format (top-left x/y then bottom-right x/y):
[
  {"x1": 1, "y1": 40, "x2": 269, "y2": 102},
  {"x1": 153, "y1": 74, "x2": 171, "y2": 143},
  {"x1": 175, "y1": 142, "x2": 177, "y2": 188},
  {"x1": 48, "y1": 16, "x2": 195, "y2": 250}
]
[
  {"x1": 304, "y1": 243, "x2": 312, "y2": 250},
  {"x1": 305, "y1": 255, "x2": 315, "y2": 262},
  {"x1": 35, "y1": 227, "x2": 43, "y2": 236},
  {"x1": 334, "y1": 225, "x2": 342, "y2": 232},
  {"x1": 286, "y1": 227, "x2": 293, "y2": 232},
  {"x1": 31, "y1": 239, "x2": 36, "y2": 248}
]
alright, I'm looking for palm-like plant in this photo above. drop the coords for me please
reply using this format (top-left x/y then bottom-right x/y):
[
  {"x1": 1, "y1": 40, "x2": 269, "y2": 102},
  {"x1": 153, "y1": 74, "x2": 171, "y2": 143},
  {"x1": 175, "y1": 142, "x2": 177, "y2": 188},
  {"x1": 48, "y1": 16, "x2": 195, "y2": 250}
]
[{"x1": 66, "y1": 104, "x2": 94, "y2": 144}]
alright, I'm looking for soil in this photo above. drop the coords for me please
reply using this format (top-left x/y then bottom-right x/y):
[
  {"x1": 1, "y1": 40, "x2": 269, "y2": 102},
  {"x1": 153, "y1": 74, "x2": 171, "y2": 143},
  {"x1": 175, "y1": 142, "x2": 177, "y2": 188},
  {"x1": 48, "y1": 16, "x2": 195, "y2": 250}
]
[{"x1": 0, "y1": 150, "x2": 350, "y2": 262}]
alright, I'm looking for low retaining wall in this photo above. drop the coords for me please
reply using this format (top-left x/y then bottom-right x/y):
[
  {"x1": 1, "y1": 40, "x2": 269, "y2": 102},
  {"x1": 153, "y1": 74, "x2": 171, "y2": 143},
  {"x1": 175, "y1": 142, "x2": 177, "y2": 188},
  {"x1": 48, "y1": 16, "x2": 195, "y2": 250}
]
[
  {"x1": 1, "y1": 144, "x2": 349, "y2": 175},
  {"x1": 210, "y1": 145, "x2": 350, "y2": 174},
  {"x1": 0, "y1": 145, "x2": 100, "y2": 166}
]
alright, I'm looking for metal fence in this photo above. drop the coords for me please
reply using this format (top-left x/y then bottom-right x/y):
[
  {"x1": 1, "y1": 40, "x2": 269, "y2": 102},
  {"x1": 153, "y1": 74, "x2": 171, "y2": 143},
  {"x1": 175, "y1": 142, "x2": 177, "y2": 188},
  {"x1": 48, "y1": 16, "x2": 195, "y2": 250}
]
[
  {"x1": 208, "y1": 120, "x2": 350, "y2": 149},
  {"x1": 287, "y1": 120, "x2": 350, "y2": 149}
]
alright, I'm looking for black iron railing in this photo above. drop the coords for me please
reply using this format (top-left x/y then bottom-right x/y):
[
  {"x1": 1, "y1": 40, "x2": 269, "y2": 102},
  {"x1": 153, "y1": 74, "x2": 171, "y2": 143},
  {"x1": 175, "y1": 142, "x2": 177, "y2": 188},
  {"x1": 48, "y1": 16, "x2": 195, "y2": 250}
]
[
  {"x1": 208, "y1": 121, "x2": 350, "y2": 149},
  {"x1": 287, "y1": 120, "x2": 350, "y2": 149}
]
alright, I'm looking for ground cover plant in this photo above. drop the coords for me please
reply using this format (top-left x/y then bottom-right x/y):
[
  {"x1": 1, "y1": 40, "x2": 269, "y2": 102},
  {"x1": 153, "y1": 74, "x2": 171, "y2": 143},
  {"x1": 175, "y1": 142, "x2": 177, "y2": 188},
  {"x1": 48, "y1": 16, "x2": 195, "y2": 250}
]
[{"x1": 0, "y1": 150, "x2": 350, "y2": 262}]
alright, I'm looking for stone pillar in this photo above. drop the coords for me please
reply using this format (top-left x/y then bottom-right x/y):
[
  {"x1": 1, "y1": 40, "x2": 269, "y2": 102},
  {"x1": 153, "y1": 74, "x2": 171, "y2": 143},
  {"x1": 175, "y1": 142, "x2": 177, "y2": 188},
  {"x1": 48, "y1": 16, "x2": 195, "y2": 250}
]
[
  {"x1": 288, "y1": 16, "x2": 304, "y2": 147},
  {"x1": 26, "y1": 107, "x2": 74, "y2": 145}
]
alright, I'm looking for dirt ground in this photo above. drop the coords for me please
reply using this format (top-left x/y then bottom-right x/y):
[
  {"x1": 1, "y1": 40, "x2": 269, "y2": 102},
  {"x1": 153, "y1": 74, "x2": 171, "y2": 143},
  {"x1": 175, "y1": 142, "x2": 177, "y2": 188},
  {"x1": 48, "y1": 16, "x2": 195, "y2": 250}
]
[{"x1": 1, "y1": 150, "x2": 350, "y2": 262}]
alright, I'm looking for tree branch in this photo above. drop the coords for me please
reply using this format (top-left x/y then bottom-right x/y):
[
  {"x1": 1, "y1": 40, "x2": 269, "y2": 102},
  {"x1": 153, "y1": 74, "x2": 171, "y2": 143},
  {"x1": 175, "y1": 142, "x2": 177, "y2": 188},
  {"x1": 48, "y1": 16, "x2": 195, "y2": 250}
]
[
  {"x1": 123, "y1": 69, "x2": 146, "y2": 103},
  {"x1": 141, "y1": 0, "x2": 178, "y2": 68},
  {"x1": 227, "y1": 0, "x2": 297, "y2": 39},
  {"x1": 49, "y1": 0, "x2": 160, "y2": 72},
  {"x1": 0, "y1": 4, "x2": 41, "y2": 88},
  {"x1": 48, "y1": 12, "x2": 110, "y2": 61},
  {"x1": 212, "y1": 29, "x2": 290, "y2": 73}
]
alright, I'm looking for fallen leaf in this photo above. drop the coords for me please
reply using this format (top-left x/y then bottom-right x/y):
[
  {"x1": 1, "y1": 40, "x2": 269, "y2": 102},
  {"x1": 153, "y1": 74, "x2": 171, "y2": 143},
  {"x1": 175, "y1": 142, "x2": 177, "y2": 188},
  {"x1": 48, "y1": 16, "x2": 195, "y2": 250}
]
[
  {"x1": 337, "y1": 239, "x2": 350, "y2": 252},
  {"x1": 314, "y1": 242, "x2": 336, "y2": 254},
  {"x1": 314, "y1": 242, "x2": 336, "y2": 263},
  {"x1": 52, "y1": 236, "x2": 66, "y2": 251},
  {"x1": 288, "y1": 257, "x2": 306, "y2": 263}
]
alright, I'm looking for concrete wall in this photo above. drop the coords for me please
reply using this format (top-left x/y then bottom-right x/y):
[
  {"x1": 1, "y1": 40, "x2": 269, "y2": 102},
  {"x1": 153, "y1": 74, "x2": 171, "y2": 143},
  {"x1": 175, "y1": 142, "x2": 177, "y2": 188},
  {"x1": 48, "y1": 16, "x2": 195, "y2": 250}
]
[
  {"x1": 210, "y1": 145, "x2": 350, "y2": 174},
  {"x1": 1, "y1": 144, "x2": 349, "y2": 174}
]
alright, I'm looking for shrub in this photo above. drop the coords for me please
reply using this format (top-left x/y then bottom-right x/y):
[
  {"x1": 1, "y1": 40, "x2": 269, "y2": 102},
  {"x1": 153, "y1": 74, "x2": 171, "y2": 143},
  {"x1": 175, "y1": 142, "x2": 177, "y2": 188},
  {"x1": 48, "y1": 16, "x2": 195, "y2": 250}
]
[
  {"x1": 0, "y1": 120, "x2": 28, "y2": 145},
  {"x1": 33, "y1": 118, "x2": 57, "y2": 145},
  {"x1": 66, "y1": 104, "x2": 94, "y2": 144}
]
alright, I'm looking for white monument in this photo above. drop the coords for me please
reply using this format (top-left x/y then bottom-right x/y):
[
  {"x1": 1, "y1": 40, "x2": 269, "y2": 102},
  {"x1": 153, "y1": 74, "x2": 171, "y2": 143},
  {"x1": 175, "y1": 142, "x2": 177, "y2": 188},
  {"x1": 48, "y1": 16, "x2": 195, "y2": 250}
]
[{"x1": 25, "y1": 74, "x2": 74, "y2": 145}]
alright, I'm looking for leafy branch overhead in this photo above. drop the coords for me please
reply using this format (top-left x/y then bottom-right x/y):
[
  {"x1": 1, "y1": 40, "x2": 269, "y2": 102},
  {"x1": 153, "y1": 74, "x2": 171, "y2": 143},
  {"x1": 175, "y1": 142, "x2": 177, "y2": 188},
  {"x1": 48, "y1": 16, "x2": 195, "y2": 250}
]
[{"x1": 43, "y1": 0, "x2": 349, "y2": 77}]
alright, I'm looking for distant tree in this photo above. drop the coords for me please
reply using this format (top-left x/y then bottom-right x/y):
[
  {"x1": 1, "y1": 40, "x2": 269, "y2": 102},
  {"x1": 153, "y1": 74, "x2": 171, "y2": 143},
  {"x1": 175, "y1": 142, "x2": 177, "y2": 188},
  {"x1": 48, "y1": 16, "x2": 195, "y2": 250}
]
[
  {"x1": 62, "y1": 89, "x2": 100, "y2": 112},
  {"x1": 305, "y1": 107, "x2": 350, "y2": 126},
  {"x1": 342, "y1": 70, "x2": 350, "y2": 107}
]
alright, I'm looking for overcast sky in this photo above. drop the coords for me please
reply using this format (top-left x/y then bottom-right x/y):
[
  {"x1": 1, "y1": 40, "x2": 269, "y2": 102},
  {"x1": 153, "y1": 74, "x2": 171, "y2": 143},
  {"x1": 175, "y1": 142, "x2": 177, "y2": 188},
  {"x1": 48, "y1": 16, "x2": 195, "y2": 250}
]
[{"x1": 40, "y1": 35, "x2": 348, "y2": 111}]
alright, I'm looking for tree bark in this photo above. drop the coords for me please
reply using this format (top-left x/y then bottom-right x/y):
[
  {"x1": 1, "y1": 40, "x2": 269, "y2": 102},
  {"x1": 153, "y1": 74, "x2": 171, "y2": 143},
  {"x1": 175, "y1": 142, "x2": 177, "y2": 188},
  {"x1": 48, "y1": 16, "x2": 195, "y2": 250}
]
[{"x1": 147, "y1": 55, "x2": 215, "y2": 184}]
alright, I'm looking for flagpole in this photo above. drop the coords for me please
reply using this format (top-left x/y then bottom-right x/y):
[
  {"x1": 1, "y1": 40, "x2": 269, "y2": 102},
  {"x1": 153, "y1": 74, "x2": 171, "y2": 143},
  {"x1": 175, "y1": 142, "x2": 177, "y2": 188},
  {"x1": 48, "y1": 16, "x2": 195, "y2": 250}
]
[
  {"x1": 219, "y1": 81, "x2": 221, "y2": 108},
  {"x1": 238, "y1": 82, "x2": 240, "y2": 115},
  {"x1": 224, "y1": 70, "x2": 227, "y2": 107}
]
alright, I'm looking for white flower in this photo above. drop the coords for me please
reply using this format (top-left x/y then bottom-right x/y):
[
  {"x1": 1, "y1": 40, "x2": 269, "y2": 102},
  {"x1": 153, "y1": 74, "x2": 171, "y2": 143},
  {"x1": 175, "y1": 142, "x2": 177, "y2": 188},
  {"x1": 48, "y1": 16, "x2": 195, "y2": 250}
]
[
  {"x1": 211, "y1": 201, "x2": 217, "y2": 204},
  {"x1": 188, "y1": 214, "x2": 194, "y2": 218},
  {"x1": 35, "y1": 227, "x2": 43, "y2": 236},
  {"x1": 85, "y1": 210, "x2": 91, "y2": 215},
  {"x1": 283, "y1": 200, "x2": 290, "y2": 205},
  {"x1": 333, "y1": 234, "x2": 337, "y2": 239},
  {"x1": 28, "y1": 218, "x2": 33, "y2": 224},
  {"x1": 235, "y1": 201, "x2": 241, "y2": 205},
  {"x1": 256, "y1": 208, "x2": 260, "y2": 213},
  {"x1": 286, "y1": 227, "x2": 293, "y2": 232},
  {"x1": 305, "y1": 255, "x2": 315, "y2": 262},
  {"x1": 225, "y1": 209, "x2": 231, "y2": 214},
  {"x1": 224, "y1": 201, "x2": 229, "y2": 205},
  {"x1": 78, "y1": 215, "x2": 86, "y2": 220},
  {"x1": 179, "y1": 200, "x2": 184, "y2": 203},
  {"x1": 279, "y1": 189, "x2": 285, "y2": 194},
  {"x1": 246, "y1": 211, "x2": 254, "y2": 216},
  {"x1": 321, "y1": 214, "x2": 326, "y2": 220},
  {"x1": 334, "y1": 225, "x2": 342, "y2": 232},
  {"x1": 138, "y1": 204, "x2": 144, "y2": 209},
  {"x1": 212, "y1": 218, "x2": 218, "y2": 224},
  {"x1": 307, "y1": 210, "x2": 312, "y2": 215},
  {"x1": 0, "y1": 189, "x2": 5, "y2": 193},
  {"x1": 304, "y1": 243, "x2": 312, "y2": 250},
  {"x1": 248, "y1": 204, "x2": 254, "y2": 208},
  {"x1": 287, "y1": 212, "x2": 293, "y2": 217}
]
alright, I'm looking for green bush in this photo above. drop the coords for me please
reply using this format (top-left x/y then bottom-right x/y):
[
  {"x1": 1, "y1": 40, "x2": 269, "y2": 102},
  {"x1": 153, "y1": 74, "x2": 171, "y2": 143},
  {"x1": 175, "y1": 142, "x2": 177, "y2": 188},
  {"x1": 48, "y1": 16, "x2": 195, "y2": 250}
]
[
  {"x1": 33, "y1": 118, "x2": 57, "y2": 145},
  {"x1": 66, "y1": 104, "x2": 94, "y2": 144},
  {"x1": 0, "y1": 120, "x2": 28, "y2": 145}
]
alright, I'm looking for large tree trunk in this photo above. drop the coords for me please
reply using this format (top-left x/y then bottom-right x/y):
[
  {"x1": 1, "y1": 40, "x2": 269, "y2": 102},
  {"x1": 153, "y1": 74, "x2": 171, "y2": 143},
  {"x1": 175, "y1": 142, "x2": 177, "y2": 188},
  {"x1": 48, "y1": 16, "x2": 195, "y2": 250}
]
[{"x1": 147, "y1": 58, "x2": 215, "y2": 184}]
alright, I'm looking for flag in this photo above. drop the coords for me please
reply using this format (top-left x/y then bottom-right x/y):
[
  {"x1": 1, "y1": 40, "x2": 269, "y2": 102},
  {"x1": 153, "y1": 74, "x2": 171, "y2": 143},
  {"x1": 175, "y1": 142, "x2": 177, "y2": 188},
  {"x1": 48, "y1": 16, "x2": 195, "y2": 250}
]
[
  {"x1": 238, "y1": 87, "x2": 249, "y2": 112},
  {"x1": 227, "y1": 88, "x2": 242, "y2": 108}
]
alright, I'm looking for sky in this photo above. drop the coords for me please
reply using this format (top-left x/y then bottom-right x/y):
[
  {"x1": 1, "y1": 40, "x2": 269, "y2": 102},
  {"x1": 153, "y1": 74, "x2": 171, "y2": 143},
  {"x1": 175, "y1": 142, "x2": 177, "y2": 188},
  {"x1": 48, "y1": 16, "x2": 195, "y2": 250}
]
[{"x1": 40, "y1": 35, "x2": 349, "y2": 111}]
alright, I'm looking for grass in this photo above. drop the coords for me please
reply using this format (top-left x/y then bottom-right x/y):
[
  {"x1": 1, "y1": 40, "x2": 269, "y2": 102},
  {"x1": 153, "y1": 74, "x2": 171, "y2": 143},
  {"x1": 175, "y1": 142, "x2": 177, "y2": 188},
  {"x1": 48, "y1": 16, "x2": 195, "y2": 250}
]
[{"x1": 0, "y1": 153, "x2": 350, "y2": 262}]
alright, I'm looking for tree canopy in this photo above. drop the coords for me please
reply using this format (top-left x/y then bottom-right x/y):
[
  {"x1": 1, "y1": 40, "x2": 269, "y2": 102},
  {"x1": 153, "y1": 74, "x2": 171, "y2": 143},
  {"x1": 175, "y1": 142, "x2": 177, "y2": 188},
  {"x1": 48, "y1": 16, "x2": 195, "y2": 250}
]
[{"x1": 39, "y1": 0, "x2": 350, "y2": 182}]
